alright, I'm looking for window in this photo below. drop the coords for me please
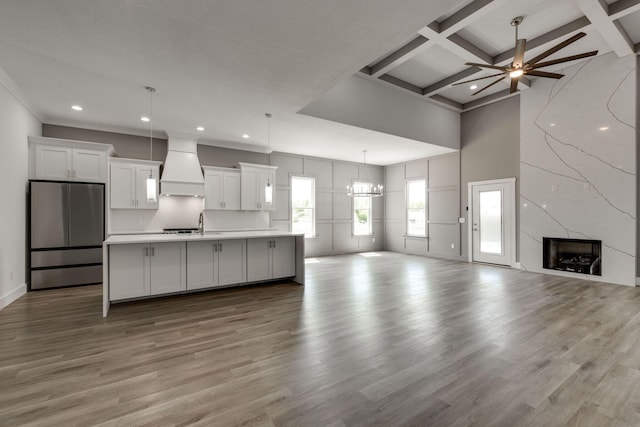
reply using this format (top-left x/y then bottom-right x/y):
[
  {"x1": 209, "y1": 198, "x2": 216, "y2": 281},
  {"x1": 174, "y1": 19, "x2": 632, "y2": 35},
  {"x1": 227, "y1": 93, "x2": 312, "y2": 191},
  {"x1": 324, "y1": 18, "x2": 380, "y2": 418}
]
[
  {"x1": 406, "y1": 179, "x2": 426, "y2": 236},
  {"x1": 353, "y1": 181, "x2": 372, "y2": 236},
  {"x1": 291, "y1": 176, "x2": 315, "y2": 238}
]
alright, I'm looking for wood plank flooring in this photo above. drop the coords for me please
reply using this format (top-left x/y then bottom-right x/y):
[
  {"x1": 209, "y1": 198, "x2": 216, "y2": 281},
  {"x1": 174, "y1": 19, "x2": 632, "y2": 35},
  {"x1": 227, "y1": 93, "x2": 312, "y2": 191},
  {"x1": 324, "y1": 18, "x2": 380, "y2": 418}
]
[{"x1": 2, "y1": 252, "x2": 640, "y2": 426}]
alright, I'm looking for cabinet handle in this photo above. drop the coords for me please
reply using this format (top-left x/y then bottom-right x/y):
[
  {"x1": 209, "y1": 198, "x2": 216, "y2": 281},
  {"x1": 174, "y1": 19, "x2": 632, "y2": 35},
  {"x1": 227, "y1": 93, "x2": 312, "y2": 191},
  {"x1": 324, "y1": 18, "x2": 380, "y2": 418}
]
[
  {"x1": 151, "y1": 247, "x2": 155, "y2": 256},
  {"x1": 219, "y1": 243, "x2": 222, "y2": 252},
  {"x1": 273, "y1": 240, "x2": 276, "y2": 248},
  {"x1": 144, "y1": 247, "x2": 149, "y2": 257},
  {"x1": 214, "y1": 243, "x2": 217, "y2": 252}
]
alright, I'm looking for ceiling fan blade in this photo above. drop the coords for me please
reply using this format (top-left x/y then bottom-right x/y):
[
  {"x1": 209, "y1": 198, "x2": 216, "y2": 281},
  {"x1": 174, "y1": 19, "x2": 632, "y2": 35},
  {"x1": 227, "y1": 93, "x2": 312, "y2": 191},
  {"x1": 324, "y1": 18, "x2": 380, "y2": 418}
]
[
  {"x1": 510, "y1": 77, "x2": 519, "y2": 94},
  {"x1": 525, "y1": 70, "x2": 564, "y2": 79},
  {"x1": 528, "y1": 51, "x2": 598, "y2": 70},
  {"x1": 465, "y1": 62, "x2": 509, "y2": 71},
  {"x1": 452, "y1": 72, "x2": 506, "y2": 86},
  {"x1": 472, "y1": 75, "x2": 507, "y2": 96},
  {"x1": 526, "y1": 32, "x2": 587, "y2": 65},
  {"x1": 513, "y1": 39, "x2": 526, "y2": 69}
]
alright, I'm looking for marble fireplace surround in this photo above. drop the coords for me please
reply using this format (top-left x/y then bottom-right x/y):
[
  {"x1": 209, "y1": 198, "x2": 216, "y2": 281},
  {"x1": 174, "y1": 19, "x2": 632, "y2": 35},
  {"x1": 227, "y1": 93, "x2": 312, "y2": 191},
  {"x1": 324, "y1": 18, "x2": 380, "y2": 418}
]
[{"x1": 520, "y1": 52, "x2": 636, "y2": 286}]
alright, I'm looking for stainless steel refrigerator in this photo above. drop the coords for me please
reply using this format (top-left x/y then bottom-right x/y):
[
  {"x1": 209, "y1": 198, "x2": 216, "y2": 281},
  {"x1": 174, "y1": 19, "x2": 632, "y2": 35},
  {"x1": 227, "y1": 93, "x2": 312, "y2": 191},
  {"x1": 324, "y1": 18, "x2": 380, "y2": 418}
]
[{"x1": 29, "y1": 181, "x2": 104, "y2": 290}]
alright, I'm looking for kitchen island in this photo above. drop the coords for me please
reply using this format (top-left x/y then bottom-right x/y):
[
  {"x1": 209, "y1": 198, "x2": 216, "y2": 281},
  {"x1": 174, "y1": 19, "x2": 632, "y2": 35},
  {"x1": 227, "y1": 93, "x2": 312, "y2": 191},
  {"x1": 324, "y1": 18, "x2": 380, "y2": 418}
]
[{"x1": 102, "y1": 230, "x2": 304, "y2": 316}]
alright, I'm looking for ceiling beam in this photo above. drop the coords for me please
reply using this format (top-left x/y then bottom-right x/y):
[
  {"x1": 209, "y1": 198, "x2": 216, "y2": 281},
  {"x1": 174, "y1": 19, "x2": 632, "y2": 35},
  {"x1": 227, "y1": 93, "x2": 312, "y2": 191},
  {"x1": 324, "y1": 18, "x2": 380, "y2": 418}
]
[
  {"x1": 377, "y1": 74, "x2": 423, "y2": 95},
  {"x1": 369, "y1": 36, "x2": 430, "y2": 78},
  {"x1": 608, "y1": 0, "x2": 640, "y2": 20},
  {"x1": 574, "y1": 0, "x2": 634, "y2": 57},
  {"x1": 361, "y1": 0, "x2": 504, "y2": 81}
]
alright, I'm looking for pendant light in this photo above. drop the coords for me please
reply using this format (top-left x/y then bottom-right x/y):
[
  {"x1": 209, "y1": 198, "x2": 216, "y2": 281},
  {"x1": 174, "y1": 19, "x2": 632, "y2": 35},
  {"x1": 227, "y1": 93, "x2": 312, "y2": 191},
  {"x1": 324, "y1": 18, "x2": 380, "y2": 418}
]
[
  {"x1": 264, "y1": 113, "x2": 273, "y2": 205},
  {"x1": 145, "y1": 86, "x2": 157, "y2": 202},
  {"x1": 346, "y1": 150, "x2": 384, "y2": 197}
]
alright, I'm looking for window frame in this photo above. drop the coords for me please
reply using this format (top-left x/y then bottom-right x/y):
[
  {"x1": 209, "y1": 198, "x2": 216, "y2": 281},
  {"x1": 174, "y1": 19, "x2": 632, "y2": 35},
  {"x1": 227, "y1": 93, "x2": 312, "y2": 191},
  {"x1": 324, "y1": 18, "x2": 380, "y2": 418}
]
[
  {"x1": 291, "y1": 175, "x2": 316, "y2": 238},
  {"x1": 352, "y1": 181, "x2": 373, "y2": 236},
  {"x1": 406, "y1": 178, "x2": 426, "y2": 237}
]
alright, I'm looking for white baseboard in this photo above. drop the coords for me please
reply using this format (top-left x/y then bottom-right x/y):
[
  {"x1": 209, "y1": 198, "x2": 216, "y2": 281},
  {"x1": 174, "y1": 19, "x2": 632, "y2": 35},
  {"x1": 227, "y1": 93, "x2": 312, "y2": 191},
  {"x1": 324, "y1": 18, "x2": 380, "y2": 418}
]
[
  {"x1": 0, "y1": 283, "x2": 26, "y2": 311},
  {"x1": 512, "y1": 262, "x2": 522, "y2": 269},
  {"x1": 636, "y1": 277, "x2": 640, "y2": 287}
]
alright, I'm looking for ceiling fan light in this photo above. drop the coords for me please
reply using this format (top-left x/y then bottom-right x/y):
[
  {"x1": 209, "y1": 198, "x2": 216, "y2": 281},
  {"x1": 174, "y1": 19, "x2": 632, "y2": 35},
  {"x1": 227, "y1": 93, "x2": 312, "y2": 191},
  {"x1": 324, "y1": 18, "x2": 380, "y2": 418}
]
[{"x1": 510, "y1": 69, "x2": 524, "y2": 78}]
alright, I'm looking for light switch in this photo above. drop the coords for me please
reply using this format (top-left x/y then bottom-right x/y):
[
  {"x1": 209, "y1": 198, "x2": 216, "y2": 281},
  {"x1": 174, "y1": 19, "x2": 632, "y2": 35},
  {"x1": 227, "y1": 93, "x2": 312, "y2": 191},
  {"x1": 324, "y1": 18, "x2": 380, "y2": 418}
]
[
  {"x1": 551, "y1": 184, "x2": 558, "y2": 192},
  {"x1": 458, "y1": 217, "x2": 465, "y2": 223}
]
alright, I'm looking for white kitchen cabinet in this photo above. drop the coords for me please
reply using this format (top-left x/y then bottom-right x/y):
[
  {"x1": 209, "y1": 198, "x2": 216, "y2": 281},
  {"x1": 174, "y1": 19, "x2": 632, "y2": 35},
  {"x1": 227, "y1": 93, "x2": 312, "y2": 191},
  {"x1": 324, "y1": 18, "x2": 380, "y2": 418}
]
[
  {"x1": 150, "y1": 242, "x2": 187, "y2": 295},
  {"x1": 238, "y1": 163, "x2": 278, "y2": 211},
  {"x1": 110, "y1": 159, "x2": 161, "y2": 209},
  {"x1": 187, "y1": 239, "x2": 246, "y2": 290},
  {"x1": 247, "y1": 236, "x2": 296, "y2": 282},
  {"x1": 33, "y1": 143, "x2": 108, "y2": 182},
  {"x1": 203, "y1": 166, "x2": 241, "y2": 210},
  {"x1": 109, "y1": 242, "x2": 186, "y2": 301},
  {"x1": 109, "y1": 243, "x2": 150, "y2": 300}
]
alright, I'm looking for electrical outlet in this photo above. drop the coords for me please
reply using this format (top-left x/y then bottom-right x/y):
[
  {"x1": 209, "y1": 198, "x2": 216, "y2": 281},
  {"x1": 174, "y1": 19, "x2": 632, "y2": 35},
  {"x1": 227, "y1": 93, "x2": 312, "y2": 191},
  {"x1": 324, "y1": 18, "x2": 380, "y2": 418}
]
[
  {"x1": 551, "y1": 184, "x2": 558, "y2": 192},
  {"x1": 458, "y1": 217, "x2": 465, "y2": 223},
  {"x1": 450, "y1": 243, "x2": 455, "y2": 249},
  {"x1": 372, "y1": 237, "x2": 376, "y2": 242}
]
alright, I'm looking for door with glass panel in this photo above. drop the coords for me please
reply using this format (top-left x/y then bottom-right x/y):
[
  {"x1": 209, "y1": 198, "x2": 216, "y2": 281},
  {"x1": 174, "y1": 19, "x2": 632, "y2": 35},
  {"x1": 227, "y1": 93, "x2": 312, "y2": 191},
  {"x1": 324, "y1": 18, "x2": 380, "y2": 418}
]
[{"x1": 470, "y1": 179, "x2": 514, "y2": 266}]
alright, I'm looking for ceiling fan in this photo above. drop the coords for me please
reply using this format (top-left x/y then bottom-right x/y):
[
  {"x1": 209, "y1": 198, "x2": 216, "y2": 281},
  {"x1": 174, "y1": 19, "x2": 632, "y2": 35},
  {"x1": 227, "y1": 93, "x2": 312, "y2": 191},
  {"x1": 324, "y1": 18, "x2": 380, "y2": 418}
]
[{"x1": 453, "y1": 16, "x2": 598, "y2": 96}]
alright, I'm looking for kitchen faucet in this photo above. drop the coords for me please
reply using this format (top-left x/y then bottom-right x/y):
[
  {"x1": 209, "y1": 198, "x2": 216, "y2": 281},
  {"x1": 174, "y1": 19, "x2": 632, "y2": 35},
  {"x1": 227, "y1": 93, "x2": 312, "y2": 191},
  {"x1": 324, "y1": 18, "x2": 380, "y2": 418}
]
[{"x1": 198, "y1": 211, "x2": 204, "y2": 234}]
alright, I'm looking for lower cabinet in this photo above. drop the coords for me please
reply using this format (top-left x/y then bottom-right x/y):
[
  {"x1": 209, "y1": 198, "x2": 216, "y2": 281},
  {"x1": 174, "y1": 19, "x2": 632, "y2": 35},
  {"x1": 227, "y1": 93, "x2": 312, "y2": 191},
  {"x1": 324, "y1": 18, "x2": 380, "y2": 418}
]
[
  {"x1": 247, "y1": 237, "x2": 296, "y2": 282},
  {"x1": 109, "y1": 242, "x2": 186, "y2": 301},
  {"x1": 186, "y1": 239, "x2": 246, "y2": 290}
]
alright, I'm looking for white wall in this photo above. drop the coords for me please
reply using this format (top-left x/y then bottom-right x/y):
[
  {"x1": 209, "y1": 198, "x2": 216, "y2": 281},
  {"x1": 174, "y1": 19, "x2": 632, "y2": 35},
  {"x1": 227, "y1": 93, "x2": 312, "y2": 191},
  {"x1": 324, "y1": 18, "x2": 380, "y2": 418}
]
[
  {"x1": 270, "y1": 152, "x2": 384, "y2": 257},
  {"x1": 383, "y1": 152, "x2": 462, "y2": 259},
  {"x1": 300, "y1": 75, "x2": 461, "y2": 151},
  {"x1": 0, "y1": 71, "x2": 41, "y2": 309},
  {"x1": 520, "y1": 52, "x2": 636, "y2": 286}
]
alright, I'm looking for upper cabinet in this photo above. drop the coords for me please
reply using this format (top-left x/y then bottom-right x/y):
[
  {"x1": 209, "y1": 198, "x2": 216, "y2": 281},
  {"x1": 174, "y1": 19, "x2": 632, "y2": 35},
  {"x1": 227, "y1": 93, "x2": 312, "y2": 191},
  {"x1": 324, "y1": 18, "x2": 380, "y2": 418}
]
[
  {"x1": 29, "y1": 136, "x2": 114, "y2": 183},
  {"x1": 237, "y1": 163, "x2": 278, "y2": 211},
  {"x1": 110, "y1": 158, "x2": 161, "y2": 210},
  {"x1": 202, "y1": 166, "x2": 240, "y2": 210}
]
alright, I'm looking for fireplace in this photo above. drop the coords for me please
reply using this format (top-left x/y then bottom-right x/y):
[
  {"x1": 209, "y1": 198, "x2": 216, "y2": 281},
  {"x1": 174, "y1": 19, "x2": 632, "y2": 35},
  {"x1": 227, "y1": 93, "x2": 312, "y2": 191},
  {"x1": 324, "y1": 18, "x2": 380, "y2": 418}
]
[{"x1": 543, "y1": 237, "x2": 601, "y2": 276}]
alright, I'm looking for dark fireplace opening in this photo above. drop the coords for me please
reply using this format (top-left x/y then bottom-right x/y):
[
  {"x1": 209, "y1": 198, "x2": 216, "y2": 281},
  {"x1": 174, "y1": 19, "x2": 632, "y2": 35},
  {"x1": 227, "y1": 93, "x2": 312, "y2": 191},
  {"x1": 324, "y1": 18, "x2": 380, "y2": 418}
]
[{"x1": 543, "y1": 237, "x2": 601, "y2": 276}]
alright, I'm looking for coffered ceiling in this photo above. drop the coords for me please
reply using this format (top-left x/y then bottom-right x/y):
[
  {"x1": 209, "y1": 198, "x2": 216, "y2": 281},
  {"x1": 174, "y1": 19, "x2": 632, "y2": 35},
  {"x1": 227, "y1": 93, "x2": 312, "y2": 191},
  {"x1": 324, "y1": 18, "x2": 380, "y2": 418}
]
[
  {"x1": 0, "y1": 0, "x2": 637, "y2": 165},
  {"x1": 360, "y1": 0, "x2": 640, "y2": 111}
]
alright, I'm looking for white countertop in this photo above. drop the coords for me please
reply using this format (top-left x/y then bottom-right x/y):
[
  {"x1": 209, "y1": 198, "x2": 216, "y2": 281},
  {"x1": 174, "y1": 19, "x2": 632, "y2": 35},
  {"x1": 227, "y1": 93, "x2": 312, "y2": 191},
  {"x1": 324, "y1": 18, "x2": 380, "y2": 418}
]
[{"x1": 104, "y1": 230, "x2": 304, "y2": 245}]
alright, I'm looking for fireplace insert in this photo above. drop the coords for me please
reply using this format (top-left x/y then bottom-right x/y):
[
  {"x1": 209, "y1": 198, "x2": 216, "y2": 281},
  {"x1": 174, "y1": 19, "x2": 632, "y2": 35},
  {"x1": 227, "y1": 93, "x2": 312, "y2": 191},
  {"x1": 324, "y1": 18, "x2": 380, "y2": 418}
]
[{"x1": 543, "y1": 237, "x2": 601, "y2": 276}]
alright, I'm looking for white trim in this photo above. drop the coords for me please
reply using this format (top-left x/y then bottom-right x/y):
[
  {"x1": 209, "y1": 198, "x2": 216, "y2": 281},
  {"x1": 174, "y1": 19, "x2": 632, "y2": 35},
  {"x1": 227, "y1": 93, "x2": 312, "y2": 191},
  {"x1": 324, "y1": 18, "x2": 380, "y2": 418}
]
[
  {"x1": 635, "y1": 277, "x2": 640, "y2": 287},
  {"x1": 0, "y1": 283, "x2": 26, "y2": 311},
  {"x1": 467, "y1": 178, "x2": 517, "y2": 267},
  {"x1": 0, "y1": 65, "x2": 44, "y2": 122}
]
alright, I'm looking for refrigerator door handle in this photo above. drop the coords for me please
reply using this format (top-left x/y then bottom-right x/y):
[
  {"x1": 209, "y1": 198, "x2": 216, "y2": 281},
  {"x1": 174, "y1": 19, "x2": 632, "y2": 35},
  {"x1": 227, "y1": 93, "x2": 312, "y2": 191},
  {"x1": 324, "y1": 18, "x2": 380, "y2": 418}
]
[{"x1": 63, "y1": 184, "x2": 70, "y2": 247}]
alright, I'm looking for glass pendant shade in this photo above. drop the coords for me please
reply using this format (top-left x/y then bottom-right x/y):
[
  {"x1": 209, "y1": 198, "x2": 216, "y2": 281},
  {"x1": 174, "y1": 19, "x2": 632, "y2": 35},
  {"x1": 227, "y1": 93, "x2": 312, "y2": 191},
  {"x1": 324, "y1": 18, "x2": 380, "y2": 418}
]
[
  {"x1": 265, "y1": 181, "x2": 273, "y2": 204},
  {"x1": 146, "y1": 175, "x2": 157, "y2": 202}
]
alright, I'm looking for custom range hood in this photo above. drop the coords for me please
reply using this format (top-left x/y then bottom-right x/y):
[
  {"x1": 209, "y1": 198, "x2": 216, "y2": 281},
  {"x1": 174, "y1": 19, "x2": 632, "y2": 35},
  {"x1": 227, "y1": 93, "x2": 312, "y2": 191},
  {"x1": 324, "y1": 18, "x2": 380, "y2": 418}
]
[{"x1": 160, "y1": 131, "x2": 205, "y2": 197}]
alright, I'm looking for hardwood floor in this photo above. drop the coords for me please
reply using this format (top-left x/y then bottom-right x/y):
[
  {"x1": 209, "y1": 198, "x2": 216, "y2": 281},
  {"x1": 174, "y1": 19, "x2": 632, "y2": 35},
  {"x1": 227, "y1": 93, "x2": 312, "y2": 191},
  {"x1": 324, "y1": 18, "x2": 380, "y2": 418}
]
[{"x1": 2, "y1": 252, "x2": 640, "y2": 426}]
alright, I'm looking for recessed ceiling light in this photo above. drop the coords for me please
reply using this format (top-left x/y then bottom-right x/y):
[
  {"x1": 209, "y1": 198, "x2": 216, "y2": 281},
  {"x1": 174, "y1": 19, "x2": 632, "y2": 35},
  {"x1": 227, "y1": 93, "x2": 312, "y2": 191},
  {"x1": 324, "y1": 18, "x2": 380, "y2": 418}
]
[
  {"x1": 196, "y1": 126, "x2": 204, "y2": 131},
  {"x1": 242, "y1": 134, "x2": 250, "y2": 139},
  {"x1": 550, "y1": 123, "x2": 555, "y2": 127},
  {"x1": 599, "y1": 126, "x2": 609, "y2": 131},
  {"x1": 141, "y1": 116, "x2": 150, "y2": 122},
  {"x1": 71, "y1": 105, "x2": 83, "y2": 111},
  {"x1": 470, "y1": 85, "x2": 477, "y2": 90}
]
